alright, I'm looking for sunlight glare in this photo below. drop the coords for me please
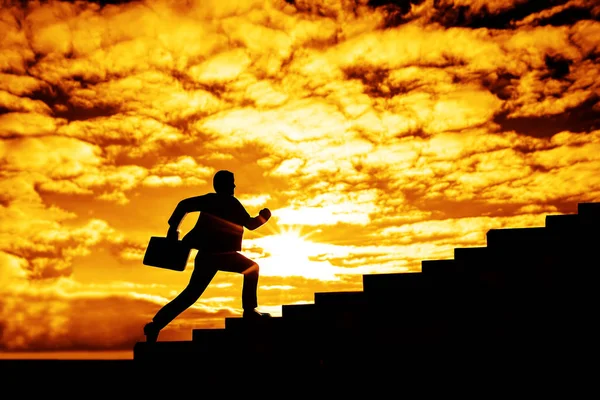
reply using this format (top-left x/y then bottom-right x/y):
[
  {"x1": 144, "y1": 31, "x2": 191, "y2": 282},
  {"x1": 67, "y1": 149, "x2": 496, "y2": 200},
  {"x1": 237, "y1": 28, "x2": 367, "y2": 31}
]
[{"x1": 246, "y1": 227, "x2": 341, "y2": 281}]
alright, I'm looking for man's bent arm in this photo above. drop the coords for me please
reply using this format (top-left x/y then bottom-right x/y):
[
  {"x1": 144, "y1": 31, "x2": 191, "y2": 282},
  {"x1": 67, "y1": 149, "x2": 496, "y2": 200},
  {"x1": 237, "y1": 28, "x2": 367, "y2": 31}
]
[
  {"x1": 245, "y1": 215, "x2": 268, "y2": 231},
  {"x1": 168, "y1": 196, "x2": 207, "y2": 231}
]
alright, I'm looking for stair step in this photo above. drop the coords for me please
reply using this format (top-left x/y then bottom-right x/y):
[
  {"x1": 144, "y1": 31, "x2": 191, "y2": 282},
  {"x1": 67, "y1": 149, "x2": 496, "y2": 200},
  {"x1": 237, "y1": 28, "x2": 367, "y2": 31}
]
[
  {"x1": 486, "y1": 227, "x2": 553, "y2": 248},
  {"x1": 133, "y1": 338, "x2": 309, "y2": 372},
  {"x1": 192, "y1": 328, "x2": 228, "y2": 343},
  {"x1": 314, "y1": 291, "x2": 366, "y2": 307},
  {"x1": 133, "y1": 341, "x2": 200, "y2": 361},
  {"x1": 224, "y1": 316, "x2": 285, "y2": 332},
  {"x1": 281, "y1": 303, "x2": 317, "y2": 320},
  {"x1": 362, "y1": 272, "x2": 468, "y2": 314},
  {"x1": 578, "y1": 202, "x2": 600, "y2": 218},
  {"x1": 362, "y1": 272, "x2": 431, "y2": 292},
  {"x1": 134, "y1": 340, "x2": 196, "y2": 352},
  {"x1": 453, "y1": 247, "x2": 505, "y2": 276},
  {"x1": 420, "y1": 259, "x2": 461, "y2": 274},
  {"x1": 454, "y1": 247, "x2": 490, "y2": 263},
  {"x1": 362, "y1": 272, "x2": 452, "y2": 313},
  {"x1": 545, "y1": 214, "x2": 579, "y2": 230},
  {"x1": 223, "y1": 317, "x2": 292, "y2": 353},
  {"x1": 313, "y1": 291, "x2": 371, "y2": 330}
]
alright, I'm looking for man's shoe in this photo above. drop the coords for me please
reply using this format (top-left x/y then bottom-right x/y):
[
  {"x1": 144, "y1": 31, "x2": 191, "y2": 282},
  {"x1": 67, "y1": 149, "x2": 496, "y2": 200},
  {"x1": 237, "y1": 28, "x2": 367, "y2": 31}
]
[
  {"x1": 144, "y1": 322, "x2": 160, "y2": 343},
  {"x1": 243, "y1": 309, "x2": 272, "y2": 319}
]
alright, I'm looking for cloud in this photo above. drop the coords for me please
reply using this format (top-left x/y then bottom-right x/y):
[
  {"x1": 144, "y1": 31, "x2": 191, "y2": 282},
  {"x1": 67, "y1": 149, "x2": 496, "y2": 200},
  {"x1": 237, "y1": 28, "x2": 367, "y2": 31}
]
[
  {"x1": 0, "y1": 278, "x2": 236, "y2": 351},
  {"x1": 0, "y1": 217, "x2": 119, "y2": 280},
  {"x1": 0, "y1": 0, "x2": 599, "y2": 353}
]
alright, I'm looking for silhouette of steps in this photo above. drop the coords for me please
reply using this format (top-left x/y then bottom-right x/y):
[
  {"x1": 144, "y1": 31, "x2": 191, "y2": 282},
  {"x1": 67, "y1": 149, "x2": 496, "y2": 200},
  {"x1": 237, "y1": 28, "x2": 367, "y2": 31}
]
[
  {"x1": 312, "y1": 291, "x2": 371, "y2": 353},
  {"x1": 485, "y1": 227, "x2": 563, "y2": 289},
  {"x1": 362, "y1": 271, "x2": 463, "y2": 305},
  {"x1": 476, "y1": 225, "x2": 593, "y2": 345},
  {"x1": 490, "y1": 221, "x2": 597, "y2": 290},
  {"x1": 363, "y1": 271, "x2": 432, "y2": 291},
  {"x1": 453, "y1": 246, "x2": 490, "y2": 268},
  {"x1": 446, "y1": 245, "x2": 527, "y2": 340},
  {"x1": 279, "y1": 292, "x2": 370, "y2": 353},
  {"x1": 223, "y1": 316, "x2": 323, "y2": 370},
  {"x1": 451, "y1": 244, "x2": 548, "y2": 290},
  {"x1": 280, "y1": 293, "x2": 366, "y2": 326},
  {"x1": 362, "y1": 271, "x2": 475, "y2": 344},
  {"x1": 282, "y1": 296, "x2": 367, "y2": 337},
  {"x1": 312, "y1": 290, "x2": 367, "y2": 328},
  {"x1": 281, "y1": 303, "x2": 316, "y2": 320},
  {"x1": 485, "y1": 226, "x2": 561, "y2": 270},
  {"x1": 548, "y1": 206, "x2": 600, "y2": 259},
  {"x1": 133, "y1": 341, "x2": 201, "y2": 364},
  {"x1": 451, "y1": 246, "x2": 508, "y2": 290},
  {"x1": 192, "y1": 328, "x2": 229, "y2": 349},
  {"x1": 578, "y1": 202, "x2": 600, "y2": 218},
  {"x1": 420, "y1": 260, "x2": 469, "y2": 295},
  {"x1": 132, "y1": 201, "x2": 600, "y2": 376},
  {"x1": 316, "y1": 281, "x2": 441, "y2": 319},
  {"x1": 362, "y1": 272, "x2": 443, "y2": 317},
  {"x1": 309, "y1": 288, "x2": 430, "y2": 368},
  {"x1": 545, "y1": 213, "x2": 579, "y2": 230},
  {"x1": 546, "y1": 205, "x2": 599, "y2": 337},
  {"x1": 486, "y1": 227, "x2": 554, "y2": 248},
  {"x1": 420, "y1": 259, "x2": 462, "y2": 275},
  {"x1": 223, "y1": 316, "x2": 288, "y2": 352},
  {"x1": 546, "y1": 207, "x2": 600, "y2": 235},
  {"x1": 314, "y1": 290, "x2": 365, "y2": 307}
]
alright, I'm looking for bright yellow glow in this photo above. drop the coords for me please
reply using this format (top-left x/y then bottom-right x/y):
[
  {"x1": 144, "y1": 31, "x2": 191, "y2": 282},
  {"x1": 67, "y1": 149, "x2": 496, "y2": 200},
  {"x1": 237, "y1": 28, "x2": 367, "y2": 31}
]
[{"x1": 245, "y1": 227, "x2": 342, "y2": 281}]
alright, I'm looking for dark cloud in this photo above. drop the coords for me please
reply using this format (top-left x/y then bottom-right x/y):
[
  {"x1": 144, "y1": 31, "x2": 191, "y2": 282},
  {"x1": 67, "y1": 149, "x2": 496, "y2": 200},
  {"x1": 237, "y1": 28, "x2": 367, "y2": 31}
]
[
  {"x1": 36, "y1": 0, "x2": 142, "y2": 6},
  {"x1": 27, "y1": 79, "x2": 122, "y2": 121},
  {"x1": 537, "y1": 5, "x2": 598, "y2": 27},
  {"x1": 494, "y1": 95, "x2": 600, "y2": 138},
  {"x1": 431, "y1": 0, "x2": 572, "y2": 29},
  {"x1": 544, "y1": 54, "x2": 572, "y2": 79},
  {"x1": 367, "y1": 0, "x2": 426, "y2": 27},
  {"x1": 343, "y1": 67, "x2": 411, "y2": 98},
  {"x1": 481, "y1": 71, "x2": 520, "y2": 101}
]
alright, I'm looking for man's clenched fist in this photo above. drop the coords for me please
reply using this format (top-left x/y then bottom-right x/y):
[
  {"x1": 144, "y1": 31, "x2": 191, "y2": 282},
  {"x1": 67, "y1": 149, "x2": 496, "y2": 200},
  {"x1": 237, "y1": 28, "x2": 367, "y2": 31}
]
[{"x1": 259, "y1": 208, "x2": 271, "y2": 220}]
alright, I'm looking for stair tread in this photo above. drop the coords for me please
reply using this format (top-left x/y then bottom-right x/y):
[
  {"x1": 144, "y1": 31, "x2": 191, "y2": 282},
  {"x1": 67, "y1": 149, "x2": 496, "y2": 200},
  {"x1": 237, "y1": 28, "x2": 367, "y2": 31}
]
[
  {"x1": 578, "y1": 202, "x2": 600, "y2": 217},
  {"x1": 224, "y1": 316, "x2": 286, "y2": 331},
  {"x1": 192, "y1": 328, "x2": 228, "y2": 343},
  {"x1": 486, "y1": 227, "x2": 555, "y2": 247},
  {"x1": 545, "y1": 214, "x2": 579, "y2": 229},
  {"x1": 282, "y1": 303, "x2": 316, "y2": 311},
  {"x1": 363, "y1": 272, "x2": 431, "y2": 292},
  {"x1": 135, "y1": 340, "x2": 194, "y2": 346},
  {"x1": 454, "y1": 247, "x2": 489, "y2": 260},
  {"x1": 421, "y1": 259, "x2": 462, "y2": 274},
  {"x1": 133, "y1": 340, "x2": 198, "y2": 355},
  {"x1": 281, "y1": 304, "x2": 319, "y2": 323},
  {"x1": 314, "y1": 291, "x2": 365, "y2": 305}
]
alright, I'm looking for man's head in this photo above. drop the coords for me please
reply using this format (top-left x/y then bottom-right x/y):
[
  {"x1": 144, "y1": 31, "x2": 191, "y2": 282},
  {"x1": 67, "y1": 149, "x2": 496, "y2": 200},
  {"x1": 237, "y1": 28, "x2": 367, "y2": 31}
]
[{"x1": 213, "y1": 170, "x2": 235, "y2": 195}]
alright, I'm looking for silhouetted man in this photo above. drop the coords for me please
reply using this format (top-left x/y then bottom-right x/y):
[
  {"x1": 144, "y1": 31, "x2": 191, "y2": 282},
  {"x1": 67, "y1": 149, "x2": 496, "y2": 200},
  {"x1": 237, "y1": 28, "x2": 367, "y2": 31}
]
[{"x1": 144, "y1": 170, "x2": 272, "y2": 343}]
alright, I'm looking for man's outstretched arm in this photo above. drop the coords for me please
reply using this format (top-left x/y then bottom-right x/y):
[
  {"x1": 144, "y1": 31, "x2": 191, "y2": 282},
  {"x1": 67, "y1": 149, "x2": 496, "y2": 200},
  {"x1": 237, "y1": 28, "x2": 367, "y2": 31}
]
[
  {"x1": 245, "y1": 208, "x2": 271, "y2": 231},
  {"x1": 167, "y1": 196, "x2": 207, "y2": 238}
]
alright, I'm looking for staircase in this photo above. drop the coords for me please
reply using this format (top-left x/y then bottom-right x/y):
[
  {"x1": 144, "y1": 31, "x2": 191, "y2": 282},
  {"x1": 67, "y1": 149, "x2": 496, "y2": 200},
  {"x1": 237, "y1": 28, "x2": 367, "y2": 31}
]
[{"x1": 133, "y1": 203, "x2": 599, "y2": 379}]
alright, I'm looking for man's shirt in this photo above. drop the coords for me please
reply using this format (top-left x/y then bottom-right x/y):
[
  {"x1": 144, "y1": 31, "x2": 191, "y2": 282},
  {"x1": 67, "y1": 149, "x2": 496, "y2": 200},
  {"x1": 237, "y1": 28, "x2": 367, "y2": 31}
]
[{"x1": 168, "y1": 193, "x2": 251, "y2": 253}]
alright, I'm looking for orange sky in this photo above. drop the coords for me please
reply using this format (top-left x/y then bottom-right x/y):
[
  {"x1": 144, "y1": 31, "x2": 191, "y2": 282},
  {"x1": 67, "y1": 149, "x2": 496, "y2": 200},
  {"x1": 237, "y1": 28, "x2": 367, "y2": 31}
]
[{"x1": 1, "y1": 0, "x2": 599, "y2": 358}]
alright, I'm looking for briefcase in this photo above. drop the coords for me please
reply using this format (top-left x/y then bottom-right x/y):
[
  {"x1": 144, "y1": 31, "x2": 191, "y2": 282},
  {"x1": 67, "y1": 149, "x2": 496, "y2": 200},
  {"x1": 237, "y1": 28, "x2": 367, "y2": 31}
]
[{"x1": 143, "y1": 236, "x2": 191, "y2": 271}]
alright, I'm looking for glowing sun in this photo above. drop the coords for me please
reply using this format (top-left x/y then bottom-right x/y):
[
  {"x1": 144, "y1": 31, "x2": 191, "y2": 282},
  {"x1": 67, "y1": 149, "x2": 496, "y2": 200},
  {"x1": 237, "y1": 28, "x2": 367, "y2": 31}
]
[{"x1": 243, "y1": 227, "x2": 340, "y2": 280}]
